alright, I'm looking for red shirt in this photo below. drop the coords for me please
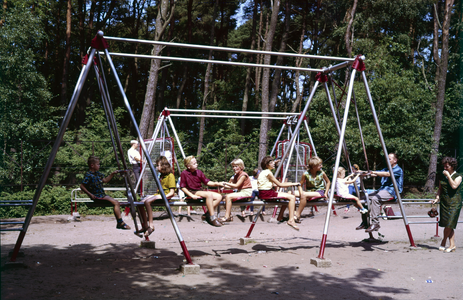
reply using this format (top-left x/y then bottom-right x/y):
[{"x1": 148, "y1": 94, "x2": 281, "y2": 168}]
[
  {"x1": 233, "y1": 171, "x2": 252, "y2": 189},
  {"x1": 180, "y1": 169, "x2": 210, "y2": 190}
]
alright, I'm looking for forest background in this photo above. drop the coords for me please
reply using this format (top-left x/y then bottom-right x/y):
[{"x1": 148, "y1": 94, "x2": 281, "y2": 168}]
[{"x1": 0, "y1": 0, "x2": 461, "y2": 216}]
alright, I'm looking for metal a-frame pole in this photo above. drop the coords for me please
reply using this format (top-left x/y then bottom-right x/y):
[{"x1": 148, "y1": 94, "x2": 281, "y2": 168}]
[
  {"x1": 324, "y1": 80, "x2": 352, "y2": 168},
  {"x1": 317, "y1": 65, "x2": 358, "y2": 259},
  {"x1": 135, "y1": 113, "x2": 166, "y2": 193},
  {"x1": 277, "y1": 78, "x2": 321, "y2": 182},
  {"x1": 166, "y1": 111, "x2": 187, "y2": 159},
  {"x1": 100, "y1": 33, "x2": 194, "y2": 263},
  {"x1": 303, "y1": 118, "x2": 317, "y2": 157},
  {"x1": 360, "y1": 71, "x2": 416, "y2": 247},
  {"x1": 94, "y1": 56, "x2": 141, "y2": 233},
  {"x1": 270, "y1": 122, "x2": 287, "y2": 157},
  {"x1": 9, "y1": 48, "x2": 97, "y2": 262}
]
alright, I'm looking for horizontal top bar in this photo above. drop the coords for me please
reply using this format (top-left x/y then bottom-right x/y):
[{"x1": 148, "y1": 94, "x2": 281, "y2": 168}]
[
  {"x1": 167, "y1": 109, "x2": 299, "y2": 116},
  {"x1": 169, "y1": 114, "x2": 287, "y2": 120},
  {"x1": 105, "y1": 52, "x2": 326, "y2": 72},
  {"x1": 104, "y1": 36, "x2": 355, "y2": 62}
]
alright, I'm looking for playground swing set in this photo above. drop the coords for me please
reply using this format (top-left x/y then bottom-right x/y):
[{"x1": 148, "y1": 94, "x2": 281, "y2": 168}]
[{"x1": 3, "y1": 31, "x2": 427, "y2": 269}]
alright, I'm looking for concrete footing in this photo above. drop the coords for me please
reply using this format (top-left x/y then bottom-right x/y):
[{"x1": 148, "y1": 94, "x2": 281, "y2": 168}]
[
  {"x1": 310, "y1": 257, "x2": 332, "y2": 268},
  {"x1": 239, "y1": 237, "x2": 256, "y2": 245},
  {"x1": 267, "y1": 217, "x2": 278, "y2": 223},
  {"x1": 140, "y1": 240, "x2": 156, "y2": 249},
  {"x1": 408, "y1": 246, "x2": 423, "y2": 250},
  {"x1": 3, "y1": 261, "x2": 27, "y2": 269},
  {"x1": 430, "y1": 236, "x2": 440, "y2": 241},
  {"x1": 8, "y1": 251, "x2": 25, "y2": 257},
  {"x1": 179, "y1": 263, "x2": 200, "y2": 274}
]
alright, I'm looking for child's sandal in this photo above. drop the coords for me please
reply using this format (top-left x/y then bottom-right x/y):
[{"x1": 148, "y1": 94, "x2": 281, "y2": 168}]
[
  {"x1": 144, "y1": 226, "x2": 155, "y2": 237},
  {"x1": 116, "y1": 222, "x2": 131, "y2": 230}
]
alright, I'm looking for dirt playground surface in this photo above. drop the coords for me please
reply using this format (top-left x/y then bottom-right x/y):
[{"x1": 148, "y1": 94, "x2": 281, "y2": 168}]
[{"x1": 1, "y1": 204, "x2": 462, "y2": 299}]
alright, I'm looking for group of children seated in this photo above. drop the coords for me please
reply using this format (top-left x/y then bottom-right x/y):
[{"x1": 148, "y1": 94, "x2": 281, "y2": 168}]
[{"x1": 80, "y1": 153, "x2": 367, "y2": 236}]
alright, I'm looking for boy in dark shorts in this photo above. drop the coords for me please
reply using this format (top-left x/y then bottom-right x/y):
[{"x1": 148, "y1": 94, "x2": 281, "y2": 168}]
[{"x1": 80, "y1": 156, "x2": 131, "y2": 230}]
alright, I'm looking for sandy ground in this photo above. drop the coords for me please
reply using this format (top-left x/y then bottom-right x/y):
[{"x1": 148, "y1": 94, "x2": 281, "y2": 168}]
[{"x1": 1, "y1": 204, "x2": 462, "y2": 300}]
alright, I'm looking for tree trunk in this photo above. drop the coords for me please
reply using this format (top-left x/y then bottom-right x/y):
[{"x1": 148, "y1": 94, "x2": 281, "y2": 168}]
[
  {"x1": 254, "y1": 0, "x2": 265, "y2": 108},
  {"x1": 344, "y1": 0, "x2": 358, "y2": 58},
  {"x1": 60, "y1": 0, "x2": 72, "y2": 107},
  {"x1": 424, "y1": 0, "x2": 455, "y2": 192},
  {"x1": 291, "y1": 14, "x2": 307, "y2": 113},
  {"x1": 139, "y1": 0, "x2": 175, "y2": 139},
  {"x1": 241, "y1": 0, "x2": 258, "y2": 135},
  {"x1": 197, "y1": 0, "x2": 218, "y2": 158},
  {"x1": 258, "y1": 0, "x2": 280, "y2": 166},
  {"x1": 268, "y1": 0, "x2": 290, "y2": 130},
  {"x1": 78, "y1": 0, "x2": 85, "y2": 61}
]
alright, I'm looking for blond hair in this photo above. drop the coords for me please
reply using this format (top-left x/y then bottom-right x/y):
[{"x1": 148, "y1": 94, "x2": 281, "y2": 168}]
[
  {"x1": 184, "y1": 155, "x2": 195, "y2": 168},
  {"x1": 308, "y1": 156, "x2": 323, "y2": 170},
  {"x1": 231, "y1": 158, "x2": 245, "y2": 170},
  {"x1": 337, "y1": 167, "x2": 346, "y2": 178}
]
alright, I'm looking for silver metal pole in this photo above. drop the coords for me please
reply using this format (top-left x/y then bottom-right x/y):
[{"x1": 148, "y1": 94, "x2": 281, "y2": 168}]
[
  {"x1": 303, "y1": 119, "x2": 317, "y2": 157},
  {"x1": 10, "y1": 48, "x2": 97, "y2": 262},
  {"x1": 361, "y1": 71, "x2": 415, "y2": 247},
  {"x1": 95, "y1": 59, "x2": 141, "y2": 233},
  {"x1": 104, "y1": 36, "x2": 355, "y2": 62},
  {"x1": 106, "y1": 52, "x2": 324, "y2": 72},
  {"x1": 163, "y1": 120, "x2": 183, "y2": 174},
  {"x1": 270, "y1": 123, "x2": 287, "y2": 157},
  {"x1": 324, "y1": 81, "x2": 351, "y2": 165},
  {"x1": 169, "y1": 114, "x2": 287, "y2": 120},
  {"x1": 103, "y1": 47, "x2": 192, "y2": 260},
  {"x1": 352, "y1": 89, "x2": 370, "y2": 171},
  {"x1": 276, "y1": 81, "x2": 321, "y2": 182},
  {"x1": 136, "y1": 114, "x2": 166, "y2": 193},
  {"x1": 168, "y1": 108, "x2": 299, "y2": 116},
  {"x1": 318, "y1": 69, "x2": 357, "y2": 259},
  {"x1": 322, "y1": 61, "x2": 354, "y2": 73},
  {"x1": 167, "y1": 115, "x2": 186, "y2": 159}
]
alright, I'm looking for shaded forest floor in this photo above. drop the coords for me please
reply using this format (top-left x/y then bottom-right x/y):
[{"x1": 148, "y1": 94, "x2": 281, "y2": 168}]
[{"x1": 1, "y1": 204, "x2": 462, "y2": 299}]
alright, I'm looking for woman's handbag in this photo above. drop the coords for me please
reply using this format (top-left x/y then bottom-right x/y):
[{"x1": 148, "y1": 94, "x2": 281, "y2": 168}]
[{"x1": 428, "y1": 206, "x2": 438, "y2": 218}]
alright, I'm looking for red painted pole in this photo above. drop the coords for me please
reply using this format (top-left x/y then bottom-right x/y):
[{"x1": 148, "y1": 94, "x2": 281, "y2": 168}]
[{"x1": 317, "y1": 234, "x2": 328, "y2": 259}]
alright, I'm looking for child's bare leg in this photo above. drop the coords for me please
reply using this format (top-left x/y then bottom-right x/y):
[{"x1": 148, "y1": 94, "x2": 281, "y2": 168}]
[
  {"x1": 211, "y1": 192, "x2": 223, "y2": 211},
  {"x1": 296, "y1": 191, "x2": 319, "y2": 218},
  {"x1": 353, "y1": 196, "x2": 364, "y2": 210},
  {"x1": 102, "y1": 196, "x2": 122, "y2": 220},
  {"x1": 224, "y1": 194, "x2": 233, "y2": 218},
  {"x1": 279, "y1": 192, "x2": 298, "y2": 228},
  {"x1": 293, "y1": 190, "x2": 306, "y2": 218},
  {"x1": 196, "y1": 191, "x2": 215, "y2": 216},
  {"x1": 137, "y1": 206, "x2": 148, "y2": 229},
  {"x1": 144, "y1": 195, "x2": 160, "y2": 228}
]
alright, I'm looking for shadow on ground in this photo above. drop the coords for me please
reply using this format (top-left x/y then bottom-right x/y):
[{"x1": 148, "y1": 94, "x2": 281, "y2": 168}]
[{"x1": 1, "y1": 241, "x2": 410, "y2": 300}]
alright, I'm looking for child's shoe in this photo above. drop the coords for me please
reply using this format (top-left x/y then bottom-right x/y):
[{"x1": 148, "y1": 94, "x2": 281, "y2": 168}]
[{"x1": 360, "y1": 208, "x2": 368, "y2": 214}]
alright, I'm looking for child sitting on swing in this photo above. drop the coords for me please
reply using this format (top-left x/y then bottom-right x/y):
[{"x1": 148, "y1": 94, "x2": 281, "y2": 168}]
[
  {"x1": 220, "y1": 159, "x2": 253, "y2": 222},
  {"x1": 180, "y1": 156, "x2": 226, "y2": 227},
  {"x1": 142, "y1": 156, "x2": 176, "y2": 237},
  {"x1": 293, "y1": 156, "x2": 331, "y2": 223},
  {"x1": 80, "y1": 156, "x2": 131, "y2": 230},
  {"x1": 258, "y1": 156, "x2": 302, "y2": 231},
  {"x1": 335, "y1": 167, "x2": 368, "y2": 214}
]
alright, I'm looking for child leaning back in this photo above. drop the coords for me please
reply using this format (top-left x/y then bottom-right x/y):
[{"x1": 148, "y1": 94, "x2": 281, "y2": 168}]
[
  {"x1": 335, "y1": 167, "x2": 368, "y2": 214},
  {"x1": 257, "y1": 156, "x2": 302, "y2": 231},
  {"x1": 179, "y1": 156, "x2": 226, "y2": 227},
  {"x1": 80, "y1": 155, "x2": 131, "y2": 230}
]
